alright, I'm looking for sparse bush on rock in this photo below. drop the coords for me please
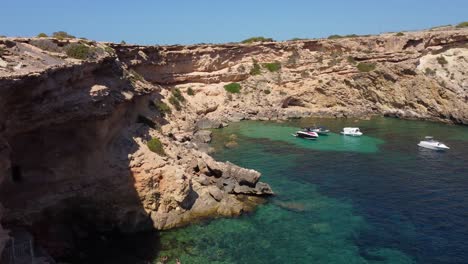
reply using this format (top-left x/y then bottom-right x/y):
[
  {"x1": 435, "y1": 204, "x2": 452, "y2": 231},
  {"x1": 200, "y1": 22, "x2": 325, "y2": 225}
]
[
  {"x1": 153, "y1": 101, "x2": 172, "y2": 116},
  {"x1": 241, "y1": 36, "x2": 274, "y2": 44},
  {"x1": 347, "y1": 56, "x2": 357, "y2": 65},
  {"x1": 263, "y1": 62, "x2": 281, "y2": 72},
  {"x1": 456, "y1": 21, "x2": 468, "y2": 28},
  {"x1": 37, "y1": 33, "x2": 48, "y2": 38},
  {"x1": 147, "y1": 137, "x2": 165, "y2": 156},
  {"x1": 437, "y1": 56, "x2": 448, "y2": 66},
  {"x1": 187, "y1": 87, "x2": 195, "y2": 96},
  {"x1": 172, "y1": 88, "x2": 186, "y2": 102},
  {"x1": 263, "y1": 89, "x2": 271, "y2": 94},
  {"x1": 357, "y1": 62, "x2": 376, "y2": 72},
  {"x1": 250, "y1": 61, "x2": 261, "y2": 75},
  {"x1": 52, "y1": 31, "x2": 75, "y2": 39},
  {"x1": 65, "y1": 43, "x2": 91, "y2": 59},
  {"x1": 224, "y1": 83, "x2": 241, "y2": 93},
  {"x1": 395, "y1": 32, "x2": 405, "y2": 36},
  {"x1": 425, "y1": 68, "x2": 436, "y2": 76},
  {"x1": 169, "y1": 95, "x2": 182, "y2": 110}
]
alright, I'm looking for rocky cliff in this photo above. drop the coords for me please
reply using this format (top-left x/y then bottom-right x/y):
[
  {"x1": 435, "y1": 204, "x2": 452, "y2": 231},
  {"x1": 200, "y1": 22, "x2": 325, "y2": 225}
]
[{"x1": 0, "y1": 27, "x2": 467, "y2": 259}]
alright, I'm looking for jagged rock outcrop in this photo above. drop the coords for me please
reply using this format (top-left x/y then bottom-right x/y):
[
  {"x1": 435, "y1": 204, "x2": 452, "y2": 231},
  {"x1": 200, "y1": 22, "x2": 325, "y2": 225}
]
[
  {"x1": 0, "y1": 27, "x2": 467, "y2": 259},
  {"x1": 0, "y1": 37, "x2": 272, "y2": 259}
]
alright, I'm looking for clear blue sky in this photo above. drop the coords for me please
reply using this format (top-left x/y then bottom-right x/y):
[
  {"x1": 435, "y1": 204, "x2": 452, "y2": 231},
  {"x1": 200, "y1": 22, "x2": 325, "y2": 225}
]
[{"x1": 1, "y1": 0, "x2": 466, "y2": 45}]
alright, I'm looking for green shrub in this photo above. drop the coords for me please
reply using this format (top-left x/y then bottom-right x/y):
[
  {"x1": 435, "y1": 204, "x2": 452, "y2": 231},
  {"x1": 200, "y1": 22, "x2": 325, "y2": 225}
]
[
  {"x1": 121, "y1": 40, "x2": 127, "y2": 44},
  {"x1": 357, "y1": 62, "x2": 376, "y2": 72},
  {"x1": 395, "y1": 32, "x2": 405, "y2": 36},
  {"x1": 456, "y1": 21, "x2": 468, "y2": 28},
  {"x1": 328, "y1": 34, "x2": 360, "y2": 39},
  {"x1": 290, "y1": 38, "x2": 307, "y2": 41},
  {"x1": 250, "y1": 61, "x2": 261, "y2": 75},
  {"x1": 65, "y1": 43, "x2": 91, "y2": 59},
  {"x1": 263, "y1": 62, "x2": 281, "y2": 72},
  {"x1": 263, "y1": 89, "x2": 271, "y2": 94},
  {"x1": 37, "y1": 33, "x2": 48, "y2": 38},
  {"x1": 328, "y1": 34, "x2": 343, "y2": 39},
  {"x1": 147, "y1": 137, "x2": 165, "y2": 156},
  {"x1": 154, "y1": 101, "x2": 172, "y2": 116},
  {"x1": 347, "y1": 56, "x2": 357, "y2": 65},
  {"x1": 425, "y1": 68, "x2": 436, "y2": 76},
  {"x1": 224, "y1": 83, "x2": 241, "y2": 93},
  {"x1": 241, "y1": 36, "x2": 274, "y2": 44},
  {"x1": 172, "y1": 88, "x2": 185, "y2": 102},
  {"x1": 187, "y1": 87, "x2": 195, "y2": 96},
  {"x1": 0, "y1": 47, "x2": 4, "y2": 56},
  {"x1": 436, "y1": 56, "x2": 448, "y2": 66},
  {"x1": 52, "y1": 31, "x2": 75, "y2": 39},
  {"x1": 169, "y1": 95, "x2": 181, "y2": 110}
]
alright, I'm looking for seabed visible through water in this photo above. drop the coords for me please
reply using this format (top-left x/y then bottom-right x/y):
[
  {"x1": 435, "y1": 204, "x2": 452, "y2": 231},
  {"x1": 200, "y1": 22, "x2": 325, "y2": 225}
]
[{"x1": 90, "y1": 117, "x2": 468, "y2": 264}]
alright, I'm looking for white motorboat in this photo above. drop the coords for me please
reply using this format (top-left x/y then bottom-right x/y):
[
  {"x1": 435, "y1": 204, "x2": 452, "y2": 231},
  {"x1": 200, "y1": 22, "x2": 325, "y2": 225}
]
[
  {"x1": 418, "y1": 136, "x2": 449, "y2": 151},
  {"x1": 310, "y1": 126, "x2": 330, "y2": 135},
  {"x1": 340, "y1": 127, "x2": 363, "y2": 136},
  {"x1": 292, "y1": 130, "x2": 319, "y2": 139}
]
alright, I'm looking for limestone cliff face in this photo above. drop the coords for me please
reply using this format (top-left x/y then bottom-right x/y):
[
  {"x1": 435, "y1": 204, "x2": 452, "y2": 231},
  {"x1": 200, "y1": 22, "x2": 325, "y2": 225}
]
[
  {"x1": 0, "y1": 27, "x2": 467, "y2": 258},
  {"x1": 0, "y1": 38, "x2": 272, "y2": 258},
  {"x1": 113, "y1": 28, "x2": 467, "y2": 127}
]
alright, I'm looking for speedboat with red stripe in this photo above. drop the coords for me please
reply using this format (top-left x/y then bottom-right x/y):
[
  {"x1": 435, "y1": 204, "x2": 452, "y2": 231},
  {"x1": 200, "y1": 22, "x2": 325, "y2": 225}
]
[{"x1": 292, "y1": 129, "x2": 319, "y2": 139}]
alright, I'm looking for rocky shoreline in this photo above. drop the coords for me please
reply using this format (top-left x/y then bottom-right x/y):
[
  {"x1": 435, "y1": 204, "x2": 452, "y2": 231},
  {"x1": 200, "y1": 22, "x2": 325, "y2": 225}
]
[{"x1": 0, "y1": 26, "x2": 467, "y2": 260}]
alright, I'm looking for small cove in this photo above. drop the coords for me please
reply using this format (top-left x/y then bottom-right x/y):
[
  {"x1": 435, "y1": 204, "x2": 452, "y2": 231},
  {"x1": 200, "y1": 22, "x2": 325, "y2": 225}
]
[{"x1": 156, "y1": 117, "x2": 468, "y2": 264}]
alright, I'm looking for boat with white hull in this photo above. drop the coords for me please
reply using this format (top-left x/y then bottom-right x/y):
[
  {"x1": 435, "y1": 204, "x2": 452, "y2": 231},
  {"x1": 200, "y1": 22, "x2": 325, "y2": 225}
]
[
  {"x1": 418, "y1": 137, "x2": 449, "y2": 151},
  {"x1": 292, "y1": 130, "x2": 319, "y2": 139},
  {"x1": 340, "y1": 127, "x2": 363, "y2": 136}
]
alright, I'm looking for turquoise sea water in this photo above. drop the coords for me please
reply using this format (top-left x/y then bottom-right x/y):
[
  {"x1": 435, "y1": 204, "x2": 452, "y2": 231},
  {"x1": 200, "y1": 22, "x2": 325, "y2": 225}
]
[{"x1": 156, "y1": 117, "x2": 468, "y2": 264}]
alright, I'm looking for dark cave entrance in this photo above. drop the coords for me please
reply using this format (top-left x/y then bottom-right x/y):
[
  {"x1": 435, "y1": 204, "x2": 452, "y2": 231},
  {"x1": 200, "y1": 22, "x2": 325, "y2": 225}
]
[{"x1": 11, "y1": 165, "x2": 22, "y2": 183}]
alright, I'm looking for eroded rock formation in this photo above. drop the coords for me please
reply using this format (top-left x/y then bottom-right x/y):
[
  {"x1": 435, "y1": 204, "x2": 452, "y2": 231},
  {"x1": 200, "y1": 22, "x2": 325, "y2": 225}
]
[{"x1": 0, "y1": 26, "x2": 467, "y2": 259}]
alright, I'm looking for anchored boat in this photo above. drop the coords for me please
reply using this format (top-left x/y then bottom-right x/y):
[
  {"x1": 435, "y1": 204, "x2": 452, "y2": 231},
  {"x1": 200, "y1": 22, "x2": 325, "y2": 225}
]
[
  {"x1": 310, "y1": 126, "x2": 330, "y2": 135},
  {"x1": 340, "y1": 127, "x2": 363, "y2": 136},
  {"x1": 292, "y1": 130, "x2": 319, "y2": 139},
  {"x1": 418, "y1": 136, "x2": 449, "y2": 151}
]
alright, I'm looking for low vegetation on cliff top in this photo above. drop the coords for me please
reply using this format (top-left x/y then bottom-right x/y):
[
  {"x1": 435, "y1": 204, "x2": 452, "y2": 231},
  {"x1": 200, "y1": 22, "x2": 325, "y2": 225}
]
[
  {"x1": 241, "y1": 36, "x2": 274, "y2": 44},
  {"x1": 328, "y1": 34, "x2": 369, "y2": 39},
  {"x1": 224, "y1": 83, "x2": 241, "y2": 93},
  {"x1": 52, "y1": 31, "x2": 75, "y2": 39},
  {"x1": 147, "y1": 137, "x2": 165, "y2": 156},
  {"x1": 65, "y1": 43, "x2": 91, "y2": 60},
  {"x1": 456, "y1": 21, "x2": 468, "y2": 28}
]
